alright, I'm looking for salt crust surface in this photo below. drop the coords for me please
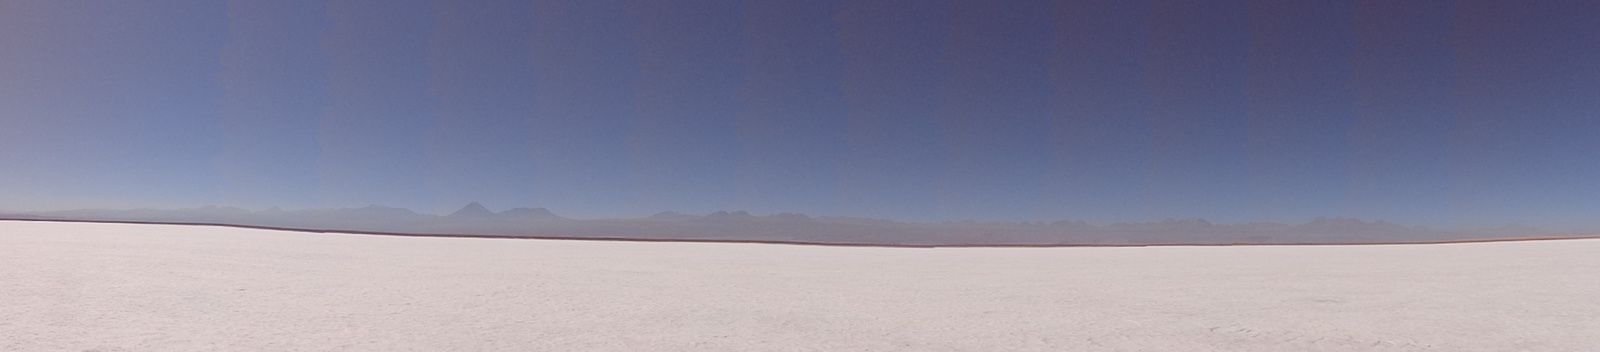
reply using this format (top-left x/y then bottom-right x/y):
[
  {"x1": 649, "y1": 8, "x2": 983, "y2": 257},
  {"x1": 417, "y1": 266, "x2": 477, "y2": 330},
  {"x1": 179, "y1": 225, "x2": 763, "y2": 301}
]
[{"x1": 3, "y1": 221, "x2": 1596, "y2": 351}]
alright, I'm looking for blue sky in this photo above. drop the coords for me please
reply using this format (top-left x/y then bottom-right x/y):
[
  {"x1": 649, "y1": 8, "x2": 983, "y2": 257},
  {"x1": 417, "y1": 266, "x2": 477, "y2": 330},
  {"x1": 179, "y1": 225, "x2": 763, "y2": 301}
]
[{"x1": 1, "y1": 0, "x2": 1597, "y2": 229}]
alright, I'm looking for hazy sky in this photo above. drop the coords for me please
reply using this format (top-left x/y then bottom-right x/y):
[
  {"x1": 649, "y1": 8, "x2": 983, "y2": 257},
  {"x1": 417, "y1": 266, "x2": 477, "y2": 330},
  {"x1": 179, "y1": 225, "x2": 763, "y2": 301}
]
[{"x1": 2, "y1": 0, "x2": 1597, "y2": 228}]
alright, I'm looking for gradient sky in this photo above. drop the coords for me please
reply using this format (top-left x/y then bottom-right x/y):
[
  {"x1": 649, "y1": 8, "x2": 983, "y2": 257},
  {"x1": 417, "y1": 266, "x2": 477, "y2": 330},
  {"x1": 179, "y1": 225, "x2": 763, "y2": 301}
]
[{"x1": 2, "y1": 0, "x2": 1597, "y2": 229}]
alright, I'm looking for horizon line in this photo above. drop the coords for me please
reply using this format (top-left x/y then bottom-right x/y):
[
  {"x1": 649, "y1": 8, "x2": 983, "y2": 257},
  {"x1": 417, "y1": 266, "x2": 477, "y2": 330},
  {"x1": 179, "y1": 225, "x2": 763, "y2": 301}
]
[{"x1": 4, "y1": 217, "x2": 1597, "y2": 249}]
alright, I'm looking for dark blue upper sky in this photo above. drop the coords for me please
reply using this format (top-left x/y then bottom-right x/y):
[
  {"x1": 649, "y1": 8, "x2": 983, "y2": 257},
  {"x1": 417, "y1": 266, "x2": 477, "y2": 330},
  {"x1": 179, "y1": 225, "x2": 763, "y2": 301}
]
[{"x1": 2, "y1": 0, "x2": 1597, "y2": 229}]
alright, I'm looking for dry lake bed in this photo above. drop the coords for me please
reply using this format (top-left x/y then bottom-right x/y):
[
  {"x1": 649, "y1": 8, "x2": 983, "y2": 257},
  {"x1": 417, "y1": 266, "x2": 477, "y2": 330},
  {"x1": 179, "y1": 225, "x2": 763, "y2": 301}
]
[{"x1": 2, "y1": 220, "x2": 1597, "y2": 351}]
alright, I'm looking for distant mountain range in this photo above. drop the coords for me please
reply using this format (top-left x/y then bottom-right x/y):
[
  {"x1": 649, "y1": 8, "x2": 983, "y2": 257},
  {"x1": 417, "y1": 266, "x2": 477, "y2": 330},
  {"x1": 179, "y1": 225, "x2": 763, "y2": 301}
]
[{"x1": 0, "y1": 203, "x2": 1568, "y2": 246}]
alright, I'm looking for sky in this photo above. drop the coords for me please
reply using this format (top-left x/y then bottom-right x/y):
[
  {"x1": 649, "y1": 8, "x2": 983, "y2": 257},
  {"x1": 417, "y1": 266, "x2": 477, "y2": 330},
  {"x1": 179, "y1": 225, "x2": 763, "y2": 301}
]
[{"x1": 1, "y1": 0, "x2": 1597, "y2": 229}]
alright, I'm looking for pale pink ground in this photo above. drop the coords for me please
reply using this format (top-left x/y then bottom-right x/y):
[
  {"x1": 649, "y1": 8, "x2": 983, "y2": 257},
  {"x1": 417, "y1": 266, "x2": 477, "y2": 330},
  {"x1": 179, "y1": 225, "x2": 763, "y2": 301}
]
[{"x1": 3, "y1": 221, "x2": 1597, "y2": 351}]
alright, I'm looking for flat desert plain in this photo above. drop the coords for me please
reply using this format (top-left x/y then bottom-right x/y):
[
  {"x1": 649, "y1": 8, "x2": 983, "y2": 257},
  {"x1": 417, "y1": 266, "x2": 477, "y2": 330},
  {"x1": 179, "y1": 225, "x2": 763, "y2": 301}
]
[{"x1": 3, "y1": 221, "x2": 1597, "y2": 351}]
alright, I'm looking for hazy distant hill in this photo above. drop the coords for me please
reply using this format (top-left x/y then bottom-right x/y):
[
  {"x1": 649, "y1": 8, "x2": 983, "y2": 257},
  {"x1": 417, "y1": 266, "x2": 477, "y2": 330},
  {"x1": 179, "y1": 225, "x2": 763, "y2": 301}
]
[{"x1": 0, "y1": 203, "x2": 1566, "y2": 246}]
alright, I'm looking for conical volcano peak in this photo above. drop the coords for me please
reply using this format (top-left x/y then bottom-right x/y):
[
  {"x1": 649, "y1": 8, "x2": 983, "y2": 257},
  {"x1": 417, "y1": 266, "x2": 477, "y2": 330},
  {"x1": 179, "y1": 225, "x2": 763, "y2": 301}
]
[{"x1": 450, "y1": 202, "x2": 495, "y2": 217}]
